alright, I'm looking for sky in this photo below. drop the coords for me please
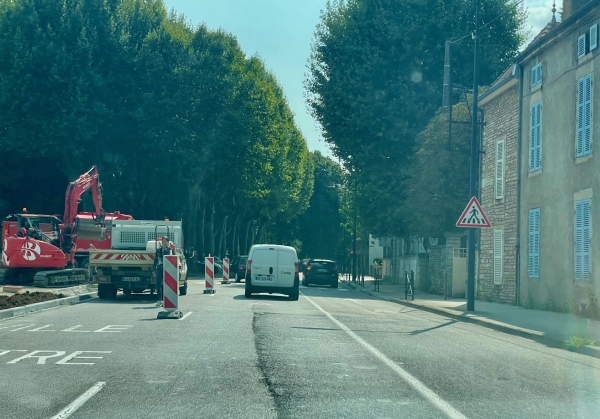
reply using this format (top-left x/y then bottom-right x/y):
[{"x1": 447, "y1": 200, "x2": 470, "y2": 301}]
[{"x1": 162, "y1": 0, "x2": 556, "y2": 158}]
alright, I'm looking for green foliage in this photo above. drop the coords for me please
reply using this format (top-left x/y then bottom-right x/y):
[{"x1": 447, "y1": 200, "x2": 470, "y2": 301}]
[
  {"x1": 0, "y1": 0, "x2": 313, "y2": 257},
  {"x1": 306, "y1": 0, "x2": 528, "y2": 237},
  {"x1": 566, "y1": 335, "x2": 595, "y2": 351},
  {"x1": 407, "y1": 100, "x2": 471, "y2": 236}
]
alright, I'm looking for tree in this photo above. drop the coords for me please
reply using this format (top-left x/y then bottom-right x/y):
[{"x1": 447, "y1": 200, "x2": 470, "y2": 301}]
[
  {"x1": 407, "y1": 100, "x2": 472, "y2": 237},
  {"x1": 306, "y1": 0, "x2": 527, "y2": 237}
]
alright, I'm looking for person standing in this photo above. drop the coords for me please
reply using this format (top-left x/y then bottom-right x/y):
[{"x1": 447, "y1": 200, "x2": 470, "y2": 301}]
[{"x1": 153, "y1": 236, "x2": 174, "y2": 307}]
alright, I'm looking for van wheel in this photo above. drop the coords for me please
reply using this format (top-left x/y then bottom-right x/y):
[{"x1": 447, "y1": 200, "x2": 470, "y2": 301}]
[
  {"x1": 245, "y1": 289, "x2": 252, "y2": 298},
  {"x1": 289, "y1": 288, "x2": 299, "y2": 301},
  {"x1": 331, "y1": 281, "x2": 338, "y2": 288}
]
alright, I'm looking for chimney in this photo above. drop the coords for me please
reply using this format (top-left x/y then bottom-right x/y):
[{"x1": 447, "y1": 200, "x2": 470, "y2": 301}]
[{"x1": 562, "y1": 0, "x2": 591, "y2": 20}]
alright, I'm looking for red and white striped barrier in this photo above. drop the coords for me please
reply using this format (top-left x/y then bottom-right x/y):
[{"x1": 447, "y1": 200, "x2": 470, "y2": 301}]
[
  {"x1": 157, "y1": 254, "x2": 183, "y2": 319},
  {"x1": 204, "y1": 256, "x2": 215, "y2": 294},
  {"x1": 221, "y1": 258, "x2": 230, "y2": 284}
]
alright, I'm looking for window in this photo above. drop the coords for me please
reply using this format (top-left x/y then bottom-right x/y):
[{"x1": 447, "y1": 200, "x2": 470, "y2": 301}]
[
  {"x1": 530, "y1": 63, "x2": 542, "y2": 87},
  {"x1": 493, "y1": 230, "x2": 503, "y2": 285},
  {"x1": 576, "y1": 74, "x2": 592, "y2": 157},
  {"x1": 530, "y1": 101, "x2": 542, "y2": 171},
  {"x1": 578, "y1": 34, "x2": 587, "y2": 59},
  {"x1": 495, "y1": 140, "x2": 505, "y2": 199},
  {"x1": 591, "y1": 24, "x2": 598, "y2": 51},
  {"x1": 528, "y1": 209, "x2": 540, "y2": 278},
  {"x1": 575, "y1": 199, "x2": 591, "y2": 281}
]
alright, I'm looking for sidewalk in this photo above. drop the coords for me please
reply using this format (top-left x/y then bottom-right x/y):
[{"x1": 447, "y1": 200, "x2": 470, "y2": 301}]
[{"x1": 341, "y1": 275, "x2": 600, "y2": 359}]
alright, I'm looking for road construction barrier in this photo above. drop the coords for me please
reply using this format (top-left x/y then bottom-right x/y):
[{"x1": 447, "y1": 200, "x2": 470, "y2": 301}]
[
  {"x1": 221, "y1": 258, "x2": 230, "y2": 284},
  {"x1": 157, "y1": 255, "x2": 183, "y2": 319},
  {"x1": 204, "y1": 256, "x2": 215, "y2": 294}
]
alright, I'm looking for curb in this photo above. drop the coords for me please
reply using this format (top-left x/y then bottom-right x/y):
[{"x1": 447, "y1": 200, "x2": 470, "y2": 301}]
[
  {"x1": 0, "y1": 292, "x2": 98, "y2": 320},
  {"x1": 342, "y1": 280, "x2": 600, "y2": 360}
]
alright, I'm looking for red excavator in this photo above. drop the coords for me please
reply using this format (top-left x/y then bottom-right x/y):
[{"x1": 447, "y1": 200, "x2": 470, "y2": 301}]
[{"x1": 0, "y1": 166, "x2": 132, "y2": 286}]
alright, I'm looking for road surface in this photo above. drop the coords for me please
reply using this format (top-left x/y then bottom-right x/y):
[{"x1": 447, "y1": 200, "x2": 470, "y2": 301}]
[{"x1": 1, "y1": 278, "x2": 599, "y2": 418}]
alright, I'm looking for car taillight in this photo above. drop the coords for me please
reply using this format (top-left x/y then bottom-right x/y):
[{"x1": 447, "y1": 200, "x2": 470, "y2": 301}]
[
  {"x1": 246, "y1": 260, "x2": 252, "y2": 275},
  {"x1": 294, "y1": 262, "x2": 299, "y2": 280},
  {"x1": 306, "y1": 266, "x2": 311, "y2": 271}
]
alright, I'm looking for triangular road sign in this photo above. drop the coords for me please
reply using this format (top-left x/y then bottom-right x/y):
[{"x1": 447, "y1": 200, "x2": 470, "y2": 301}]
[{"x1": 456, "y1": 197, "x2": 491, "y2": 228}]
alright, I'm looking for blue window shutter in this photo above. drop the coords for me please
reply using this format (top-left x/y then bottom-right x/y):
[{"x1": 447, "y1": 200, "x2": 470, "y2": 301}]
[
  {"x1": 493, "y1": 230, "x2": 503, "y2": 285},
  {"x1": 591, "y1": 24, "x2": 598, "y2": 51},
  {"x1": 577, "y1": 75, "x2": 592, "y2": 157},
  {"x1": 530, "y1": 102, "x2": 542, "y2": 171},
  {"x1": 578, "y1": 34, "x2": 587, "y2": 59},
  {"x1": 575, "y1": 200, "x2": 591, "y2": 281},
  {"x1": 528, "y1": 209, "x2": 540, "y2": 278}
]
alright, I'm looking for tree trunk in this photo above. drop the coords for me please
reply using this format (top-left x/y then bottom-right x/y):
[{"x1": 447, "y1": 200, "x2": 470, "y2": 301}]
[
  {"x1": 244, "y1": 219, "x2": 252, "y2": 252},
  {"x1": 199, "y1": 201, "x2": 206, "y2": 257},
  {"x1": 208, "y1": 203, "x2": 215, "y2": 256},
  {"x1": 231, "y1": 214, "x2": 239, "y2": 257}
]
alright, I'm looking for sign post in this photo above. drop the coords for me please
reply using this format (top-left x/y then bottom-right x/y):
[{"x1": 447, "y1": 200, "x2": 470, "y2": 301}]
[
  {"x1": 204, "y1": 256, "x2": 216, "y2": 294},
  {"x1": 456, "y1": 196, "x2": 491, "y2": 311},
  {"x1": 157, "y1": 255, "x2": 183, "y2": 319},
  {"x1": 221, "y1": 258, "x2": 230, "y2": 284}
]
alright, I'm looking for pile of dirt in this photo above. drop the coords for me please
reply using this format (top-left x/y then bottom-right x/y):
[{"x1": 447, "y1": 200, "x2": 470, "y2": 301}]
[{"x1": 0, "y1": 291, "x2": 65, "y2": 310}]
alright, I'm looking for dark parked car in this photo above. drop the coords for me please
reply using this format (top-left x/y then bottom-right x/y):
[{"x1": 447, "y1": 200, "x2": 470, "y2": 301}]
[
  {"x1": 230, "y1": 255, "x2": 248, "y2": 282},
  {"x1": 303, "y1": 259, "x2": 338, "y2": 288}
]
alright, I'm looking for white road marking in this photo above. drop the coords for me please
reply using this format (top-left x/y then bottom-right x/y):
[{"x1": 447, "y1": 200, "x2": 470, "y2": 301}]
[
  {"x1": 62, "y1": 325, "x2": 91, "y2": 333},
  {"x1": 301, "y1": 292, "x2": 468, "y2": 419},
  {"x1": 343, "y1": 299, "x2": 362, "y2": 304},
  {"x1": 180, "y1": 311, "x2": 193, "y2": 321},
  {"x1": 55, "y1": 351, "x2": 112, "y2": 365},
  {"x1": 7, "y1": 350, "x2": 67, "y2": 364},
  {"x1": 338, "y1": 289, "x2": 349, "y2": 291},
  {"x1": 28, "y1": 325, "x2": 56, "y2": 332},
  {"x1": 10, "y1": 324, "x2": 35, "y2": 331},
  {"x1": 50, "y1": 381, "x2": 106, "y2": 419},
  {"x1": 93, "y1": 325, "x2": 133, "y2": 333}
]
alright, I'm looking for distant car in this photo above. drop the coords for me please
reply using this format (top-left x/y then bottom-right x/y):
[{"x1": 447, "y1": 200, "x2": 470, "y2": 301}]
[
  {"x1": 230, "y1": 255, "x2": 248, "y2": 282},
  {"x1": 303, "y1": 259, "x2": 338, "y2": 288}
]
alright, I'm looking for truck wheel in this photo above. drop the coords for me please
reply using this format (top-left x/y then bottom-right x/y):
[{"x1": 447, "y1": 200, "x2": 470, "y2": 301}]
[
  {"x1": 123, "y1": 289, "x2": 132, "y2": 295},
  {"x1": 108, "y1": 285, "x2": 117, "y2": 299},
  {"x1": 179, "y1": 282, "x2": 188, "y2": 296},
  {"x1": 82, "y1": 259, "x2": 93, "y2": 283},
  {"x1": 98, "y1": 284, "x2": 109, "y2": 299}
]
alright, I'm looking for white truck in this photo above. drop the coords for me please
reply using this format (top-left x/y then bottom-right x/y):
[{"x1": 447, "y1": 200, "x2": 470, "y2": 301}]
[{"x1": 90, "y1": 220, "x2": 188, "y2": 299}]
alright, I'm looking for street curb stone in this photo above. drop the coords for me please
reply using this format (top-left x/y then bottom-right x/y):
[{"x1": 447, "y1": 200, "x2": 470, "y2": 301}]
[
  {"x1": 0, "y1": 292, "x2": 98, "y2": 320},
  {"x1": 342, "y1": 280, "x2": 600, "y2": 360}
]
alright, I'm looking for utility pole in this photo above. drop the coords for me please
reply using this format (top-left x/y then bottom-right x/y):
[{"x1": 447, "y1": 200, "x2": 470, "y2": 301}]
[
  {"x1": 467, "y1": 0, "x2": 480, "y2": 312},
  {"x1": 352, "y1": 183, "x2": 357, "y2": 282}
]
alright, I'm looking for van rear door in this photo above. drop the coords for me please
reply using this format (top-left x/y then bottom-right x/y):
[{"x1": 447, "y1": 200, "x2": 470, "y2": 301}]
[
  {"x1": 251, "y1": 248, "x2": 278, "y2": 288},
  {"x1": 277, "y1": 249, "x2": 296, "y2": 288}
]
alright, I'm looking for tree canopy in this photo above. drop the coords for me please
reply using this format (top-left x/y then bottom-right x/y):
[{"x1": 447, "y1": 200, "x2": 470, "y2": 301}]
[
  {"x1": 0, "y1": 0, "x2": 313, "y2": 257},
  {"x1": 306, "y1": 0, "x2": 527, "y2": 237}
]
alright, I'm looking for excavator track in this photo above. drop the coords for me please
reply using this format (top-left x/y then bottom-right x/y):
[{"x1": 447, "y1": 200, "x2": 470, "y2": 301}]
[{"x1": 33, "y1": 269, "x2": 89, "y2": 288}]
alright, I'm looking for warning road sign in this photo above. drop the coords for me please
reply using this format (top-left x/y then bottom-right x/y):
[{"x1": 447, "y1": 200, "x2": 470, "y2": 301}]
[{"x1": 456, "y1": 197, "x2": 491, "y2": 228}]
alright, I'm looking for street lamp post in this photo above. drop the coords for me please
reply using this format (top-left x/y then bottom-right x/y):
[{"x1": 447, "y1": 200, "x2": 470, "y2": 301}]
[
  {"x1": 467, "y1": 0, "x2": 480, "y2": 312},
  {"x1": 353, "y1": 202, "x2": 357, "y2": 282}
]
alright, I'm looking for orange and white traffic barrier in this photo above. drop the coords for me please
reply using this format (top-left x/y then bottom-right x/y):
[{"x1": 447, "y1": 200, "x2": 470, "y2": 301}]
[
  {"x1": 157, "y1": 254, "x2": 183, "y2": 319},
  {"x1": 221, "y1": 258, "x2": 230, "y2": 284},
  {"x1": 204, "y1": 256, "x2": 215, "y2": 294}
]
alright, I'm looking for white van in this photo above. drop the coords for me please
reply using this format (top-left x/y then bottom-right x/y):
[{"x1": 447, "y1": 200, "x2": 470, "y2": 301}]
[{"x1": 245, "y1": 244, "x2": 299, "y2": 300}]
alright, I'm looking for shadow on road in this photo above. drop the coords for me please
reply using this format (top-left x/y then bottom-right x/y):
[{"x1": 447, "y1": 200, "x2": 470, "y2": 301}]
[{"x1": 232, "y1": 294, "x2": 291, "y2": 302}]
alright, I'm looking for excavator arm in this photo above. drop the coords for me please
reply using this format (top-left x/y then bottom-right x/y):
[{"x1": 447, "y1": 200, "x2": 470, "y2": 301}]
[{"x1": 63, "y1": 166, "x2": 105, "y2": 228}]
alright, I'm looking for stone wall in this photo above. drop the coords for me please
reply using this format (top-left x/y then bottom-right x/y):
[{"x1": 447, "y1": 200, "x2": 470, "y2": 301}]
[{"x1": 478, "y1": 84, "x2": 519, "y2": 305}]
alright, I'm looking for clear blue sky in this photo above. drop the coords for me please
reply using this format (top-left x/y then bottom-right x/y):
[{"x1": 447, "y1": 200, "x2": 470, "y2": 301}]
[
  {"x1": 162, "y1": 0, "x2": 548, "y2": 158},
  {"x1": 162, "y1": 0, "x2": 331, "y2": 157}
]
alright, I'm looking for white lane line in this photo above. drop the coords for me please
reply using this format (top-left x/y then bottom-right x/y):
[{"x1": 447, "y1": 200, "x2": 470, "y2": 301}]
[
  {"x1": 180, "y1": 311, "x2": 193, "y2": 321},
  {"x1": 301, "y1": 292, "x2": 468, "y2": 419},
  {"x1": 50, "y1": 381, "x2": 106, "y2": 419}
]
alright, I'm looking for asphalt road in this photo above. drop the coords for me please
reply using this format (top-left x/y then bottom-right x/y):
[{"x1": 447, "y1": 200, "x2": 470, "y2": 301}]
[{"x1": 1, "y1": 277, "x2": 599, "y2": 419}]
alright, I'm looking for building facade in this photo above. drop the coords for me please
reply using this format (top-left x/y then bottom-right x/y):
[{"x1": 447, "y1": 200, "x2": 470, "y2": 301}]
[
  {"x1": 517, "y1": 2, "x2": 600, "y2": 316},
  {"x1": 478, "y1": 67, "x2": 520, "y2": 304},
  {"x1": 478, "y1": 1, "x2": 600, "y2": 316}
]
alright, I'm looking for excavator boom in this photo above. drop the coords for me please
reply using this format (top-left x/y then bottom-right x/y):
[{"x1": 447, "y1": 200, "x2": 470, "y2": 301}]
[{"x1": 63, "y1": 166, "x2": 104, "y2": 227}]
